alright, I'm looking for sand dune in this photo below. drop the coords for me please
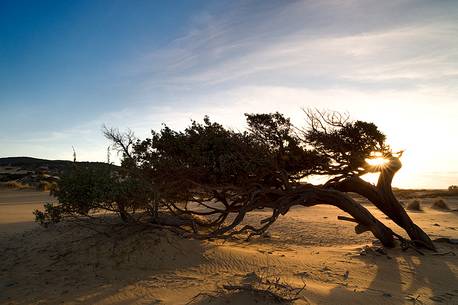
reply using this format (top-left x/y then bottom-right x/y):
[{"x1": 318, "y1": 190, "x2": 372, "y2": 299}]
[{"x1": 0, "y1": 189, "x2": 457, "y2": 305}]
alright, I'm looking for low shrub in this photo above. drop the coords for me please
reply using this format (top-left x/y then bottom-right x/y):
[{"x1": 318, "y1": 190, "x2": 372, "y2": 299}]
[
  {"x1": 448, "y1": 185, "x2": 458, "y2": 192},
  {"x1": 406, "y1": 200, "x2": 422, "y2": 211},
  {"x1": 34, "y1": 163, "x2": 155, "y2": 225},
  {"x1": 33, "y1": 203, "x2": 62, "y2": 227},
  {"x1": 37, "y1": 181, "x2": 56, "y2": 192},
  {"x1": 432, "y1": 199, "x2": 450, "y2": 210}
]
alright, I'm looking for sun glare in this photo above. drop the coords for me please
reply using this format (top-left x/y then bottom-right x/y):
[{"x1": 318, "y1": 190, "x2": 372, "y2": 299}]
[
  {"x1": 362, "y1": 155, "x2": 389, "y2": 184},
  {"x1": 366, "y1": 157, "x2": 388, "y2": 167}
]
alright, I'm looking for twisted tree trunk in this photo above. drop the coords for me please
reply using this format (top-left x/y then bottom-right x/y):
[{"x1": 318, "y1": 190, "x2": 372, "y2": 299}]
[
  {"x1": 219, "y1": 186, "x2": 397, "y2": 247},
  {"x1": 167, "y1": 185, "x2": 397, "y2": 247},
  {"x1": 333, "y1": 157, "x2": 435, "y2": 250},
  {"x1": 298, "y1": 188, "x2": 396, "y2": 247}
]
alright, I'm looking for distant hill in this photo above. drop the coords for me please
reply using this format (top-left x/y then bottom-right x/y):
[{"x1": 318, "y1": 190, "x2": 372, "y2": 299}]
[
  {"x1": 0, "y1": 157, "x2": 73, "y2": 170},
  {"x1": 0, "y1": 157, "x2": 115, "y2": 186},
  {"x1": 0, "y1": 157, "x2": 111, "y2": 172}
]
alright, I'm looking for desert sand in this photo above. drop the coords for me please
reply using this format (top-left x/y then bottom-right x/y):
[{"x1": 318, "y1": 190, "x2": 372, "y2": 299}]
[
  {"x1": 0, "y1": 189, "x2": 56, "y2": 235},
  {"x1": 0, "y1": 189, "x2": 457, "y2": 305}
]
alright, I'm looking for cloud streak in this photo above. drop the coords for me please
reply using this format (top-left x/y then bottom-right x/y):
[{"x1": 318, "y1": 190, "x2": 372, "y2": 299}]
[{"x1": 136, "y1": 1, "x2": 458, "y2": 91}]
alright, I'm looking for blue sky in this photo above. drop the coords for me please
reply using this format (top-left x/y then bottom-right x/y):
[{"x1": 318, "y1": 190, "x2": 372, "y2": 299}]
[{"x1": 1, "y1": 0, "x2": 457, "y2": 188}]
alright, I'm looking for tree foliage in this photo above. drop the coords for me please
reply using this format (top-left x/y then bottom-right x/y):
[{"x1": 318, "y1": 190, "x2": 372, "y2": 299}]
[
  {"x1": 35, "y1": 163, "x2": 151, "y2": 224},
  {"x1": 36, "y1": 110, "x2": 435, "y2": 251}
]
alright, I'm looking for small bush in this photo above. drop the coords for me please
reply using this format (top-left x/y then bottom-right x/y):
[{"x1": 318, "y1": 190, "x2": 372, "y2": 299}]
[
  {"x1": 432, "y1": 199, "x2": 450, "y2": 210},
  {"x1": 406, "y1": 200, "x2": 422, "y2": 211},
  {"x1": 187, "y1": 271, "x2": 305, "y2": 304},
  {"x1": 35, "y1": 163, "x2": 154, "y2": 225},
  {"x1": 33, "y1": 203, "x2": 62, "y2": 227},
  {"x1": 448, "y1": 185, "x2": 458, "y2": 192},
  {"x1": 37, "y1": 181, "x2": 56, "y2": 192}
]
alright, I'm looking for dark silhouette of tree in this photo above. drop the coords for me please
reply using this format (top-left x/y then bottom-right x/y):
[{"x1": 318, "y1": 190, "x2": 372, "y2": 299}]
[{"x1": 37, "y1": 110, "x2": 435, "y2": 251}]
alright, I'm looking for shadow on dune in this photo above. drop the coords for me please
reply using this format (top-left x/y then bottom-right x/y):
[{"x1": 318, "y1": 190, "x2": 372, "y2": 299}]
[
  {"x1": 400, "y1": 246, "x2": 458, "y2": 303},
  {"x1": 186, "y1": 290, "x2": 294, "y2": 305},
  {"x1": 0, "y1": 221, "x2": 206, "y2": 305},
  {"x1": 0, "y1": 220, "x2": 38, "y2": 234},
  {"x1": 323, "y1": 244, "x2": 458, "y2": 305}
]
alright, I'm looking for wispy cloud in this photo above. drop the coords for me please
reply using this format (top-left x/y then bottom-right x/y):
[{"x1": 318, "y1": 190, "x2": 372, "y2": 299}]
[{"x1": 134, "y1": 0, "x2": 458, "y2": 92}]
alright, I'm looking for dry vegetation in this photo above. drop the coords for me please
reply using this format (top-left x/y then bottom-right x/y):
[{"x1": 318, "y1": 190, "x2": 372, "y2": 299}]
[
  {"x1": 432, "y1": 199, "x2": 450, "y2": 210},
  {"x1": 0, "y1": 180, "x2": 31, "y2": 190},
  {"x1": 406, "y1": 200, "x2": 422, "y2": 211}
]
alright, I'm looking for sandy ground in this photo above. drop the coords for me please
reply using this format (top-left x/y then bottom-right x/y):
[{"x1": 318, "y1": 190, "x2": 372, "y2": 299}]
[
  {"x1": 0, "y1": 189, "x2": 457, "y2": 305},
  {"x1": 0, "y1": 189, "x2": 56, "y2": 234}
]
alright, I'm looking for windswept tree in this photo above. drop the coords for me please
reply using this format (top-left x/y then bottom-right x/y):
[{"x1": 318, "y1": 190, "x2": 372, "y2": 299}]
[
  {"x1": 302, "y1": 110, "x2": 434, "y2": 249},
  {"x1": 37, "y1": 110, "x2": 435, "y2": 251}
]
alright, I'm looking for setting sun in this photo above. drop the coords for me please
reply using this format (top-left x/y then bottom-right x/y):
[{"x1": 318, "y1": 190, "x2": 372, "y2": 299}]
[{"x1": 365, "y1": 157, "x2": 389, "y2": 167}]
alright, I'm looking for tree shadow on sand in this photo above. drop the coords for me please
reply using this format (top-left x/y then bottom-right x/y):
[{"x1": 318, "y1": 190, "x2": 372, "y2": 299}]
[{"x1": 323, "y1": 243, "x2": 457, "y2": 305}]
